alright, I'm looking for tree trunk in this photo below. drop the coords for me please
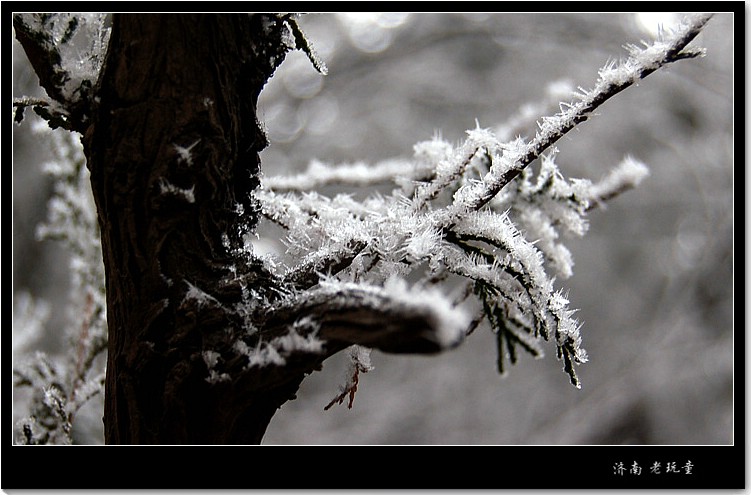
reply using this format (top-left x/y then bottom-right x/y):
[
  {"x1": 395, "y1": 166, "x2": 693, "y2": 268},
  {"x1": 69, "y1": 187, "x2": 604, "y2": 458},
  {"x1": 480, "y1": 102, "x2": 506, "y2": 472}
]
[
  {"x1": 83, "y1": 14, "x2": 302, "y2": 444},
  {"x1": 81, "y1": 13, "x2": 461, "y2": 444}
]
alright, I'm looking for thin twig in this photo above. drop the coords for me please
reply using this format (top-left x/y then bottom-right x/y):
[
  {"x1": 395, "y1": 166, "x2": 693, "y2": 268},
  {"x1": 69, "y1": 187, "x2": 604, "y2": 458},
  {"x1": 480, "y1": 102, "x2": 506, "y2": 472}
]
[{"x1": 447, "y1": 14, "x2": 712, "y2": 219}]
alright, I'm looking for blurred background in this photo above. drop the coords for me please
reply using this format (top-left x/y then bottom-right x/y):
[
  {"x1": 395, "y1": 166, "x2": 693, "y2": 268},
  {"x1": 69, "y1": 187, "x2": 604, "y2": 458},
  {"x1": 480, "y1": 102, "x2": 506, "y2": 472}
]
[{"x1": 12, "y1": 13, "x2": 734, "y2": 444}]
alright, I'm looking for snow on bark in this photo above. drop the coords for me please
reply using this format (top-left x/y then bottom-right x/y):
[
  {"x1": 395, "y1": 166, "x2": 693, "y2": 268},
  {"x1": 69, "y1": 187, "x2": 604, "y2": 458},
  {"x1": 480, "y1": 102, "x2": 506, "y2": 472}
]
[{"x1": 13, "y1": 13, "x2": 712, "y2": 435}]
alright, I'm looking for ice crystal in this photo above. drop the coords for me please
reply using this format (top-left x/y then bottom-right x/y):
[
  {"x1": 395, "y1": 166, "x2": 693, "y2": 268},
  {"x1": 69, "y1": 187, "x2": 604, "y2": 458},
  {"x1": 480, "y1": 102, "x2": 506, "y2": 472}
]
[
  {"x1": 183, "y1": 281, "x2": 222, "y2": 309},
  {"x1": 173, "y1": 139, "x2": 200, "y2": 166},
  {"x1": 588, "y1": 156, "x2": 650, "y2": 205},
  {"x1": 13, "y1": 13, "x2": 712, "y2": 430},
  {"x1": 234, "y1": 327, "x2": 324, "y2": 368},
  {"x1": 15, "y1": 125, "x2": 107, "y2": 444},
  {"x1": 13, "y1": 13, "x2": 110, "y2": 105},
  {"x1": 254, "y1": 14, "x2": 709, "y2": 394},
  {"x1": 159, "y1": 178, "x2": 196, "y2": 203}
]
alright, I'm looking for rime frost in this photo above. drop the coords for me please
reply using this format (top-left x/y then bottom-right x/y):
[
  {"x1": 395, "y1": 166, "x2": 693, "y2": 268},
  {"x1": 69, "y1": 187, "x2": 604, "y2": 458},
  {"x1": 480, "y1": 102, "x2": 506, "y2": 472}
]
[
  {"x1": 264, "y1": 158, "x2": 418, "y2": 191},
  {"x1": 173, "y1": 139, "x2": 201, "y2": 166},
  {"x1": 13, "y1": 13, "x2": 110, "y2": 105},
  {"x1": 14, "y1": 128, "x2": 107, "y2": 444},
  {"x1": 13, "y1": 13, "x2": 711, "y2": 430},
  {"x1": 203, "y1": 350, "x2": 231, "y2": 383},
  {"x1": 588, "y1": 156, "x2": 650, "y2": 205},
  {"x1": 253, "y1": 14, "x2": 708, "y2": 392},
  {"x1": 159, "y1": 178, "x2": 196, "y2": 203},
  {"x1": 183, "y1": 281, "x2": 222, "y2": 308},
  {"x1": 234, "y1": 327, "x2": 324, "y2": 368}
]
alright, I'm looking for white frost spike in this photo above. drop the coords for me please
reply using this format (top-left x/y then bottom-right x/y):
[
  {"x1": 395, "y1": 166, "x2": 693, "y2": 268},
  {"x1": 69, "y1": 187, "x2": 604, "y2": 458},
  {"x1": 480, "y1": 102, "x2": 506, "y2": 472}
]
[
  {"x1": 275, "y1": 326, "x2": 325, "y2": 354},
  {"x1": 589, "y1": 156, "x2": 649, "y2": 203},
  {"x1": 234, "y1": 328, "x2": 324, "y2": 369},
  {"x1": 173, "y1": 139, "x2": 200, "y2": 166},
  {"x1": 183, "y1": 280, "x2": 221, "y2": 308},
  {"x1": 411, "y1": 127, "x2": 502, "y2": 211},
  {"x1": 235, "y1": 340, "x2": 286, "y2": 368},
  {"x1": 413, "y1": 136, "x2": 453, "y2": 166},
  {"x1": 159, "y1": 179, "x2": 195, "y2": 203},
  {"x1": 402, "y1": 224, "x2": 442, "y2": 261},
  {"x1": 464, "y1": 123, "x2": 502, "y2": 153},
  {"x1": 263, "y1": 158, "x2": 417, "y2": 191}
]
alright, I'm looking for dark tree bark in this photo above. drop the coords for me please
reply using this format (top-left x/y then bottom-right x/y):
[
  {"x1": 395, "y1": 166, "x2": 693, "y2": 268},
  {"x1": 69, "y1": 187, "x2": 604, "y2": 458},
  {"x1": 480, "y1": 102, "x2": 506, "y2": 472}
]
[
  {"x1": 15, "y1": 12, "x2": 463, "y2": 445},
  {"x1": 81, "y1": 13, "x2": 452, "y2": 445},
  {"x1": 13, "y1": 12, "x2": 715, "y2": 447},
  {"x1": 82, "y1": 14, "x2": 303, "y2": 444}
]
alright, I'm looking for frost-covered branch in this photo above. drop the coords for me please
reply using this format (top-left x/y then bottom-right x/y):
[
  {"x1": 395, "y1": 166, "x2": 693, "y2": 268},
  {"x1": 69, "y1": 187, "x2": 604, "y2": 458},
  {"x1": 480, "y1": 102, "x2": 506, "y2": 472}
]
[
  {"x1": 12, "y1": 96, "x2": 71, "y2": 130},
  {"x1": 281, "y1": 13, "x2": 328, "y2": 75},
  {"x1": 13, "y1": 13, "x2": 110, "y2": 131},
  {"x1": 263, "y1": 158, "x2": 423, "y2": 192},
  {"x1": 586, "y1": 156, "x2": 650, "y2": 210},
  {"x1": 197, "y1": 273, "x2": 471, "y2": 402},
  {"x1": 13, "y1": 14, "x2": 72, "y2": 106},
  {"x1": 263, "y1": 278, "x2": 470, "y2": 354},
  {"x1": 282, "y1": 239, "x2": 368, "y2": 289},
  {"x1": 255, "y1": 14, "x2": 709, "y2": 394},
  {"x1": 13, "y1": 12, "x2": 714, "y2": 439},
  {"x1": 14, "y1": 128, "x2": 107, "y2": 444},
  {"x1": 446, "y1": 13, "x2": 711, "y2": 216}
]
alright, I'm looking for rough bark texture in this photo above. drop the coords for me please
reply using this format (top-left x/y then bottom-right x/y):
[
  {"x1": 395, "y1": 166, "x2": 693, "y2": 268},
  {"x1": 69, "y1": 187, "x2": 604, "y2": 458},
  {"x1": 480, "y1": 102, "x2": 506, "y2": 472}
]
[
  {"x1": 83, "y1": 14, "x2": 300, "y2": 444},
  {"x1": 76, "y1": 13, "x2": 460, "y2": 444}
]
